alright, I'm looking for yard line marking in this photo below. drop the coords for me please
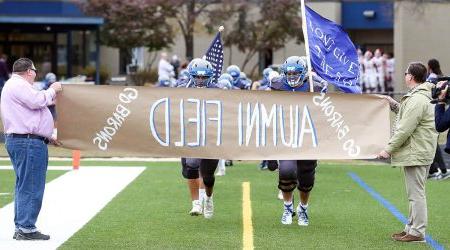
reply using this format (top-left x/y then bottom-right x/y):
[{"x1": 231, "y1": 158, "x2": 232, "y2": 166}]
[
  {"x1": 242, "y1": 182, "x2": 254, "y2": 250},
  {"x1": 0, "y1": 166, "x2": 145, "y2": 250},
  {"x1": 348, "y1": 172, "x2": 445, "y2": 250}
]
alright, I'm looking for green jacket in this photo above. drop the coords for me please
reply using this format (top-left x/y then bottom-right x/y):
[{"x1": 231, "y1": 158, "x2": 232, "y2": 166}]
[{"x1": 386, "y1": 82, "x2": 438, "y2": 166}]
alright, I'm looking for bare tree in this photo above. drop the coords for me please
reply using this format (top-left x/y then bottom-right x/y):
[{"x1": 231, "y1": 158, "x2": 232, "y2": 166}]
[
  {"x1": 81, "y1": 0, "x2": 175, "y2": 64},
  {"x1": 208, "y1": 0, "x2": 303, "y2": 72}
]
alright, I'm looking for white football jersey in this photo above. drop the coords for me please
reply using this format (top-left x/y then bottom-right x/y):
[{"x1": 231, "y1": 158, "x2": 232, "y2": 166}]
[
  {"x1": 386, "y1": 58, "x2": 395, "y2": 74},
  {"x1": 363, "y1": 58, "x2": 377, "y2": 75},
  {"x1": 372, "y1": 56, "x2": 385, "y2": 76}
]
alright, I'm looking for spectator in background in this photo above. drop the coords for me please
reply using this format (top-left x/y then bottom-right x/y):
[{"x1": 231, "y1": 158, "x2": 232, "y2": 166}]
[
  {"x1": 156, "y1": 75, "x2": 171, "y2": 87},
  {"x1": 180, "y1": 61, "x2": 189, "y2": 71},
  {"x1": 158, "y1": 52, "x2": 175, "y2": 86},
  {"x1": 171, "y1": 55, "x2": 180, "y2": 79},
  {"x1": 384, "y1": 53, "x2": 395, "y2": 93},
  {"x1": 43, "y1": 73, "x2": 58, "y2": 123},
  {"x1": 427, "y1": 58, "x2": 443, "y2": 81},
  {"x1": 373, "y1": 49, "x2": 385, "y2": 92},
  {"x1": 363, "y1": 50, "x2": 377, "y2": 93},
  {"x1": 377, "y1": 62, "x2": 438, "y2": 243},
  {"x1": 0, "y1": 54, "x2": 11, "y2": 94}
]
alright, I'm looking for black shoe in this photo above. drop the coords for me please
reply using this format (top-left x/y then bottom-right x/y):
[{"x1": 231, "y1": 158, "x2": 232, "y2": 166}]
[
  {"x1": 441, "y1": 171, "x2": 450, "y2": 180},
  {"x1": 267, "y1": 160, "x2": 279, "y2": 171},
  {"x1": 13, "y1": 231, "x2": 18, "y2": 239},
  {"x1": 15, "y1": 230, "x2": 50, "y2": 240},
  {"x1": 259, "y1": 161, "x2": 268, "y2": 170}
]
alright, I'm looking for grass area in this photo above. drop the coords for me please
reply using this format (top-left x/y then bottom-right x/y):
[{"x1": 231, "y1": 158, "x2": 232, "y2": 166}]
[
  {"x1": 0, "y1": 169, "x2": 68, "y2": 208},
  {"x1": 0, "y1": 143, "x2": 140, "y2": 158},
  {"x1": 57, "y1": 161, "x2": 449, "y2": 250},
  {"x1": 1, "y1": 137, "x2": 448, "y2": 158}
]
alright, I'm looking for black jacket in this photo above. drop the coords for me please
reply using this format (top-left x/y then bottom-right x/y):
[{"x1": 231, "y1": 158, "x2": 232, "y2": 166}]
[{"x1": 435, "y1": 103, "x2": 450, "y2": 153}]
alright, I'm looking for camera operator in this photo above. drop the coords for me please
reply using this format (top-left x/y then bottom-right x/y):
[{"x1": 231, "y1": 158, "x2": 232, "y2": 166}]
[{"x1": 433, "y1": 81, "x2": 450, "y2": 179}]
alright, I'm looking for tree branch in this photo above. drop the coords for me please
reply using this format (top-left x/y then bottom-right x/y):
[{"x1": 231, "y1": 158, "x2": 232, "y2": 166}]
[
  {"x1": 176, "y1": 17, "x2": 188, "y2": 38},
  {"x1": 241, "y1": 49, "x2": 257, "y2": 71},
  {"x1": 194, "y1": 2, "x2": 209, "y2": 16}
]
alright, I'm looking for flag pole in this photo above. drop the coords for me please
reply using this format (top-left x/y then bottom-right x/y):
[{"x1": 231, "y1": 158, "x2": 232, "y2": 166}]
[{"x1": 300, "y1": 0, "x2": 314, "y2": 93}]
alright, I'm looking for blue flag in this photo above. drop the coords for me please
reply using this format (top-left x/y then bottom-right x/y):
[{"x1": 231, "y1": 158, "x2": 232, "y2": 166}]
[
  {"x1": 305, "y1": 6, "x2": 361, "y2": 93},
  {"x1": 204, "y1": 32, "x2": 224, "y2": 83}
]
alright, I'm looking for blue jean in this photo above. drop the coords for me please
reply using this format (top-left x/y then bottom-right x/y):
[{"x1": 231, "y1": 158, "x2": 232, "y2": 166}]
[{"x1": 5, "y1": 135, "x2": 48, "y2": 233}]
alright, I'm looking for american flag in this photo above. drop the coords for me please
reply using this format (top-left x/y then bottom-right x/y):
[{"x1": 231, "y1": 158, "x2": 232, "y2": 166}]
[{"x1": 204, "y1": 31, "x2": 224, "y2": 84}]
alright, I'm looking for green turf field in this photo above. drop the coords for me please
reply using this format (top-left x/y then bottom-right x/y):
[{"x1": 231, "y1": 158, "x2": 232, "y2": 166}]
[
  {"x1": 0, "y1": 169, "x2": 67, "y2": 208},
  {"x1": 27, "y1": 160, "x2": 445, "y2": 250}
]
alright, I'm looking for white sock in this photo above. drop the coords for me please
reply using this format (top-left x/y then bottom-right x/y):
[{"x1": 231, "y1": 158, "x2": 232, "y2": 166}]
[
  {"x1": 192, "y1": 199, "x2": 200, "y2": 205},
  {"x1": 300, "y1": 203, "x2": 308, "y2": 208},
  {"x1": 283, "y1": 201, "x2": 293, "y2": 206},
  {"x1": 199, "y1": 189, "x2": 206, "y2": 202},
  {"x1": 218, "y1": 159, "x2": 226, "y2": 171}
]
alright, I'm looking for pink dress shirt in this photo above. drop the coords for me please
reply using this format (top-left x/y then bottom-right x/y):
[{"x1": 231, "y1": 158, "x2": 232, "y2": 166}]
[{"x1": 1, "y1": 74, "x2": 56, "y2": 138}]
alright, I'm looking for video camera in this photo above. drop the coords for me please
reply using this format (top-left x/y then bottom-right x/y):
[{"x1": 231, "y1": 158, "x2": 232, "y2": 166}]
[{"x1": 430, "y1": 77, "x2": 450, "y2": 104}]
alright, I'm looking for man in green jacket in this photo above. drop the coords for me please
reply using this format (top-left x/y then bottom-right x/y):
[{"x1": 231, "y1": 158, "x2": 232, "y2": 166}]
[{"x1": 377, "y1": 62, "x2": 438, "y2": 243}]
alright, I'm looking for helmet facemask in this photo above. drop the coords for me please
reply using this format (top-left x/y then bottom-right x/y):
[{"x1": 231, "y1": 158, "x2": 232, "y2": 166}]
[
  {"x1": 192, "y1": 74, "x2": 211, "y2": 88},
  {"x1": 285, "y1": 66, "x2": 306, "y2": 88},
  {"x1": 282, "y1": 56, "x2": 308, "y2": 88}
]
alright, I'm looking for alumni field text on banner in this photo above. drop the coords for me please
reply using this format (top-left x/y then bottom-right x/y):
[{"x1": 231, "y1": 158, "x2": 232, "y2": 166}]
[{"x1": 58, "y1": 85, "x2": 390, "y2": 160}]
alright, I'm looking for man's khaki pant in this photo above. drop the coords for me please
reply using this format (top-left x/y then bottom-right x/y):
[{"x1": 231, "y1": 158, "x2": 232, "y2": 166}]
[{"x1": 403, "y1": 165, "x2": 429, "y2": 238}]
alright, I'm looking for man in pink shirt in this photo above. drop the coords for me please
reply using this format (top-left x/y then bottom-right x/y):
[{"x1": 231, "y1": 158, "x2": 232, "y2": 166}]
[{"x1": 1, "y1": 58, "x2": 62, "y2": 240}]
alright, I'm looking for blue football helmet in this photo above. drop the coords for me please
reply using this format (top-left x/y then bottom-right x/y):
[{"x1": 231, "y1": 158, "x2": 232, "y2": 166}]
[
  {"x1": 216, "y1": 79, "x2": 232, "y2": 90},
  {"x1": 239, "y1": 72, "x2": 247, "y2": 80},
  {"x1": 262, "y1": 67, "x2": 273, "y2": 81},
  {"x1": 226, "y1": 65, "x2": 241, "y2": 84},
  {"x1": 281, "y1": 56, "x2": 307, "y2": 87},
  {"x1": 218, "y1": 73, "x2": 233, "y2": 84},
  {"x1": 188, "y1": 58, "x2": 214, "y2": 88},
  {"x1": 179, "y1": 69, "x2": 189, "y2": 81}
]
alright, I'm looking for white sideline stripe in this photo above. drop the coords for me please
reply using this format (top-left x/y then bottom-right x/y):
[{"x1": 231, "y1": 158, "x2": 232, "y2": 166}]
[
  {"x1": 0, "y1": 157, "x2": 181, "y2": 162},
  {"x1": 0, "y1": 166, "x2": 146, "y2": 250}
]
